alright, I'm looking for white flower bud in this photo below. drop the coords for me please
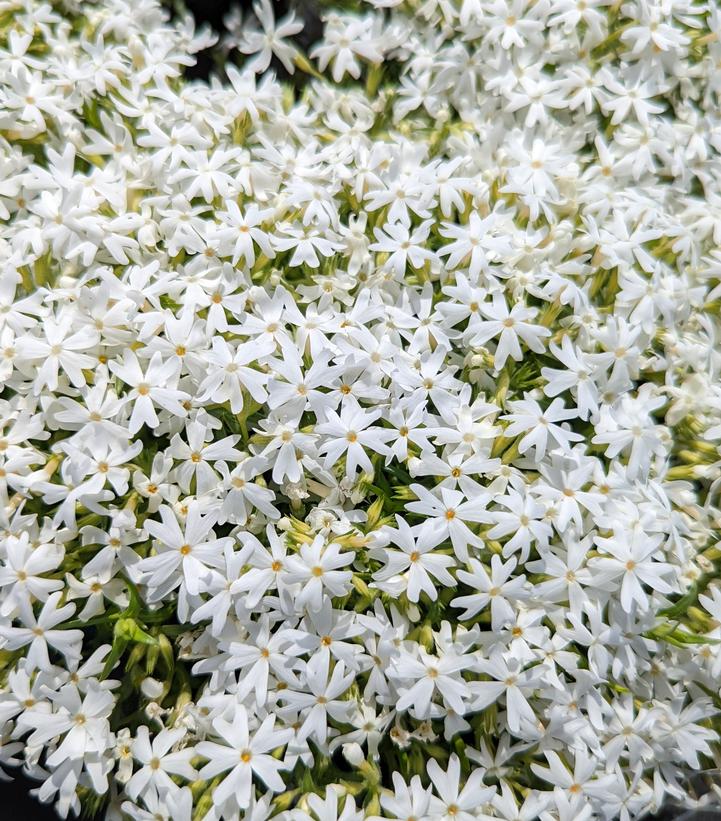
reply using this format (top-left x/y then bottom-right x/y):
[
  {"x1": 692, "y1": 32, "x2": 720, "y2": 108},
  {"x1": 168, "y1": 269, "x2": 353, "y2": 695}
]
[
  {"x1": 140, "y1": 677, "x2": 164, "y2": 699},
  {"x1": 342, "y1": 742, "x2": 365, "y2": 766}
]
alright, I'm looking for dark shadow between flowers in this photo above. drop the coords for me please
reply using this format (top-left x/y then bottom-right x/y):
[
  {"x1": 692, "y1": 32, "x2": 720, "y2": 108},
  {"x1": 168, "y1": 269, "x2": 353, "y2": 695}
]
[{"x1": 0, "y1": 774, "x2": 58, "y2": 820}]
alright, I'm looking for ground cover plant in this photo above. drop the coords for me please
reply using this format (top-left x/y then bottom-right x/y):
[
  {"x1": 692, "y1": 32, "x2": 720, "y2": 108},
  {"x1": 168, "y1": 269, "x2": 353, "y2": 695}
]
[{"x1": 1, "y1": 0, "x2": 721, "y2": 819}]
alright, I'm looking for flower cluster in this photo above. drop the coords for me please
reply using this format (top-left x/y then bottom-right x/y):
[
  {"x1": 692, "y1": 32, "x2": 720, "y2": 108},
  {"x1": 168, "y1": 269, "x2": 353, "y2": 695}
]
[{"x1": 1, "y1": 0, "x2": 721, "y2": 819}]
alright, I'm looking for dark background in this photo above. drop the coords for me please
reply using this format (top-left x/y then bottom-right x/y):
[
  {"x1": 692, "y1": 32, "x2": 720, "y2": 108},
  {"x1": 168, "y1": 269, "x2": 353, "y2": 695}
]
[
  {"x1": 1, "y1": 0, "x2": 720, "y2": 818},
  {"x1": 2, "y1": 774, "x2": 56, "y2": 820}
]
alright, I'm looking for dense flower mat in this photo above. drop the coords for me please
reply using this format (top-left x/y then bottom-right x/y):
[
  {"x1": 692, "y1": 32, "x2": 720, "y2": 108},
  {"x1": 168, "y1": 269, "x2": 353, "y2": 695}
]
[{"x1": 1, "y1": 0, "x2": 721, "y2": 819}]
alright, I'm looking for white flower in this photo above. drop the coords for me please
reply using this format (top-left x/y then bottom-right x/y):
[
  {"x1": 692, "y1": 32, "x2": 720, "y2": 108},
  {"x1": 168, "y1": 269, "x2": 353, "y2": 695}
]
[
  {"x1": 390, "y1": 647, "x2": 472, "y2": 718},
  {"x1": 0, "y1": 592, "x2": 83, "y2": 672},
  {"x1": 590, "y1": 528, "x2": 677, "y2": 613},
  {"x1": 439, "y1": 211, "x2": 512, "y2": 278},
  {"x1": 196, "y1": 708, "x2": 292, "y2": 810},
  {"x1": 272, "y1": 223, "x2": 342, "y2": 268},
  {"x1": 168, "y1": 419, "x2": 242, "y2": 495},
  {"x1": 229, "y1": 525, "x2": 293, "y2": 609},
  {"x1": 216, "y1": 201, "x2": 275, "y2": 267},
  {"x1": 406, "y1": 484, "x2": 491, "y2": 562},
  {"x1": 310, "y1": 15, "x2": 382, "y2": 82},
  {"x1": 531, "y1": 749, "x2": 617, "y2": 803},
  {"x1": 278, "y1": 652, "x2": 354, "y2": 743},
  {"x1": 470, "y1": 651, "x2": 541, "y2": 735},
  {"x1": 138, "y1": 503, "x2": 231, "y2": 599},
  {"x1": 379, "y1": 772, "x2": 433, "y2": 821},
  {"x1": 196, "y1": 336, "x2": 275, "y2": 415},
  {"x1": 237, "y1": 0, "x2": 303, "y2": 74},
  {"x1": 285, "y1": 535, "x2": 354, "y2": 612},
  {"x1": 23, "y1": 682, "x2": 114, "y2": 791},
  {"x1": 316, "y1": 397, "x2": 391, "y2": 478},
  {"x1": 371, "y1": 517, "x2": 456, "y2": 602},
  {"x1": 470, "y1": 296, "x2": 551, "y2": 370},
  {"x1": 17, "y1": 317, "x2": 98, "y2": 394},
  {"x1": 502, "y1": 396, "x2": 583, "y2": 460},
  {"x1": 369, "y1": 219, "x2": 436, "y2": 278},
  {"x1": 451, "y1": 554, "x2": 529, "y2": 628},
  {"x1": 427, "y1": 754, "x2": 495, "y2": 821},
  {"x1": 541, "y1": 335, "x2": 600, "y2": 420},
  {"x1": 126, "y1": 726, "x2": 197, "y2": 801},
  {"x1": 0, "y1": 532, "x2": 63, "y2": 614},
  {"x1": 109, "y1": 351, "x2": 189, "y2": 434}
]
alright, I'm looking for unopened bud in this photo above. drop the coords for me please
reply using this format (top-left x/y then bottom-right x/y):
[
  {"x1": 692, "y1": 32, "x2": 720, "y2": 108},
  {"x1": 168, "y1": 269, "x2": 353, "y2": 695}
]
[
  {"x1": 140, "y1": 677, "x2": 164, "y2": 699},
  {"x1": 342, "y1": 742, "x2": 365, "y2": 767}
]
